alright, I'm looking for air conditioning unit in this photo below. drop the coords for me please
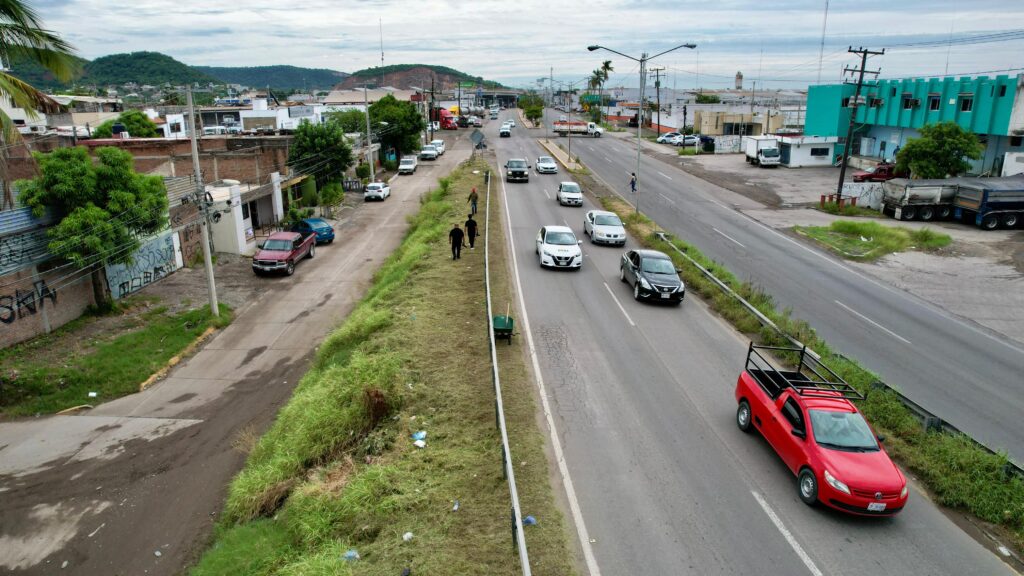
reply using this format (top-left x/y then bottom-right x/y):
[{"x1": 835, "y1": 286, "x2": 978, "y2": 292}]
[{"x1": 869, "y1": 98, "x2": 884, "y2": 108}]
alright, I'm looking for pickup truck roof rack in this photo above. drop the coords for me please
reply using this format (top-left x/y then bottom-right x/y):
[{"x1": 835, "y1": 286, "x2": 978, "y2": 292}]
[{"x1": 745, "y1": 342, "x2": 865, "y2": 400}]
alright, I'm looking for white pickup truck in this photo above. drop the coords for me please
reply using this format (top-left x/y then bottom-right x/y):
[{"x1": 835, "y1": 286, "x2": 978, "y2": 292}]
[{"x1": 398, "y1": 156, "x2": 418, "y2": 174}]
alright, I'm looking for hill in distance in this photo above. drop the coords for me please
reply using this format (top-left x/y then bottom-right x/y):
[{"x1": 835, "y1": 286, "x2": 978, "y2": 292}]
[
  {"x1": 194, "y1": 65, "x2": 348, "y2": 90},
  {"x1": 342, "y1": 64, "x2": 505, "y2": 90}
]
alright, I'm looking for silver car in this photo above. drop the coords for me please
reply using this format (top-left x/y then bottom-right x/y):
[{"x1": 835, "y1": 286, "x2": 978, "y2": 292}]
[
  {"x1": 583, "y1": 210, "x2": 626, "y2": 246},
  {"x1": 535, "y1": 156, "x2": 558, "y2": 174}
]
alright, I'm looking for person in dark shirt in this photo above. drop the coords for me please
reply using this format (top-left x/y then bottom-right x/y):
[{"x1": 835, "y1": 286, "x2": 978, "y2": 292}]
[
  {"x1": 464, "y1": 214, "x2": 478, "y2": 249},
  {"x1": 449, "y1": 223, "x2": 465, "y2": 260}
]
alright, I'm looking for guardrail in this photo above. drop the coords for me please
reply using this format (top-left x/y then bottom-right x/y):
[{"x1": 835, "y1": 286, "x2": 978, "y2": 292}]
[
  {"x1": 656, "y1": 231, "x2": 1023, "y2": 478},
  {"x1": 483, "y1": 169, "x2": 533, "y2": 574}
]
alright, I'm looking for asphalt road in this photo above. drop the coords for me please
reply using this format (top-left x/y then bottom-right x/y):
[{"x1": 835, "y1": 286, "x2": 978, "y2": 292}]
[
  {"x1": 552, "y1": 118, "x2": 1024, "y2": 463},
  {"x1": 491, "y1": 112, "x2": 1015, "y2": 575}
]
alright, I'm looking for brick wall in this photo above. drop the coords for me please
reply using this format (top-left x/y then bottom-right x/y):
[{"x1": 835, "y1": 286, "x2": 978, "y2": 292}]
[{"x1": 0, "y1": 262, "x2": 96, "y2": 349}]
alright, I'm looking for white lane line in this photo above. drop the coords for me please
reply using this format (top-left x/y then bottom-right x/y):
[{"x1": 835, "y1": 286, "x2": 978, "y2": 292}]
[
  {"x1": 543, "y1": 188, "x2": 551, "y2": 199},
  {"x1": 751, "y1": 491, "x2": 824, "y2": 576},
  {"x1": 501, "y1": 174, "x2": 603, "y2": 576},
  {"x1": 562, "y1": 218, "x2": 571, "y2": 228},
  {"x1": 604, "y1": 155, "x2": 612, "y2": 162},
  {"x1": 713, "y1": 227, "x2": 746, "y2": 249},
  {"x1": 603, "y1": 282, "x2": 636, "y2": 327},
  {"x1": 588, "y1": 145, "x2": 596, "y2": 152},
  {"x1": 658, "y1": 193, "x2": 675, "y2": 205},
  {"x1": 834, "y1": 300, "x2": 912, "y2": 345},
  {"x1": 657, "y1": 171, "x2": 673, "y2": 181}
]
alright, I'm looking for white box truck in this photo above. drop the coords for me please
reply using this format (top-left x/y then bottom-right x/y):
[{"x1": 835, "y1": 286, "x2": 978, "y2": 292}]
[{"x1": 742, "y1": 135, "x2": 781, "y2": 167}]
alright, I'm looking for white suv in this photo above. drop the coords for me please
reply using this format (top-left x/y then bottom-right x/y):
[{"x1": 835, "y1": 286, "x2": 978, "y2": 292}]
[{"x1": 556, "y1": 181, "x2": 583, "y2": 206}]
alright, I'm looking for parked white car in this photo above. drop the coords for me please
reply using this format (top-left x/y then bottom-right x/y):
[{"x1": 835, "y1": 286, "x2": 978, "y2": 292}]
[
  {"x1": 364, "y1": 182, "x2": 391, "y2": 201},
  {"x1": 430, "y1": 139, "x2": 446, "y2": 155},
  {"x1": 673, "y1": 134, "x2": 700, "y2": 146},
  {"x1": 508, "y1": 119, "x2": 516, "y2": 128},
  {"x1": 583, "y1": 210, "x2": 626, "y2": 246},
  {"x1": 398, "y1": 157, "x2": 417, "y2": 174},
  {"x1": 535, "y1": 156, "x2": 558, "y2": 174},
  {"x1": 556, "y1": 181, "x2": 583, "y2": 206},
  {"x1": 657, "y1": 132, "x2": 681, "y2": 144},
  {"x1": 535, "y1": 225, "x2": 583, "y2": 269},
  {"x1": 419, "y1": 145, "x2": 438, "y2": 160}
]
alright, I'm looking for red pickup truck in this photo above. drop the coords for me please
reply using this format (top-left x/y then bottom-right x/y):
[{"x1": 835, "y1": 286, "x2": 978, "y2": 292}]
[
  {"x1": 734, "y1": 343, "x2": 908, "y2": 516},
  {"x1": 252, "y1": 231, "x2": 316, "y2": 276},
  {"x1": 852, "y1": 162, "x2": 903, "y2": 182}
]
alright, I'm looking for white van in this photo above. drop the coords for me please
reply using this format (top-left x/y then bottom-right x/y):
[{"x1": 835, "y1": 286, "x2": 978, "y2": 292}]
[
  {"x1": 202, "y1": 126, "x2": 227, "y2": 135},
  {"x1": 430, "y1": 139, "x2": 446, "y2": 155}
]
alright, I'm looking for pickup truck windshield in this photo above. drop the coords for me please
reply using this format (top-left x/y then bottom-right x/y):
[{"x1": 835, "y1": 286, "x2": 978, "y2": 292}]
[
  {"x1": 545, "y1": 232, "x2": 577, "y2": 245},
  {"x1": 809, "y1": 410, "x2": 879, "y2": 451},
  {"x1": 560, "y1": 184, "x2": 581, "y2": 193},
  {"x1": 508, "y1": 160, "x2": 527, "y2": 169},
  {"x1": 263, "y1": 239, "x2": 293, "y2": 251},
  {"x1": 641, "y1": 258, "x2": 676, "y2": 274},
  {"x1": 400, "y1": 159, "x2": 415, "y2": 165}
]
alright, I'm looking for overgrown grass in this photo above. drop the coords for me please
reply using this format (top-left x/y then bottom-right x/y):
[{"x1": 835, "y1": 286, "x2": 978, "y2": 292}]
[
  {"x1": 677, "y1": 147, "x2": 700, "y2": 156},
  {"x1": 795, "y1": 220, "x2": 952, "y2": 261},
  {"x1": 0, "y1": 302, "x2": 231, "y2": 416},
  {"x1": 193, "y1": 157, "x2": 575, "y2": 575},
  {"x1": 599, "y1": 194, "x2": 1024, "y2": 546},
  {"x1": 817, "y1": 201, "x2": 882, "y2": 218}
]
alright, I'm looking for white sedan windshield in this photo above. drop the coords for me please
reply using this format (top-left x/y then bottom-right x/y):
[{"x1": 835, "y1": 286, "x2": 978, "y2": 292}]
[{"x1": 546, "y1": 232, "x2": 577, "y2": 245}]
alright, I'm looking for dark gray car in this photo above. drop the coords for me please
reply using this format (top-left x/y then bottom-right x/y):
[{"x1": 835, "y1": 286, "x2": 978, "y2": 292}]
[{"x1": 619, "y1": 249, "x2": 685, "y2": 304}]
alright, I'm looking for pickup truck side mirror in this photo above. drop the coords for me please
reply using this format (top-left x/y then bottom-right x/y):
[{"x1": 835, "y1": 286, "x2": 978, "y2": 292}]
[
  {"x1": 257, "y1": 242, "x2": 265, "y2": 249},
  {"x1": 791, "y1": 428, "x2": 806, "y2": 439},
  {"x1": 877, "y1": 434, "x2": 886, "y2": 443}
]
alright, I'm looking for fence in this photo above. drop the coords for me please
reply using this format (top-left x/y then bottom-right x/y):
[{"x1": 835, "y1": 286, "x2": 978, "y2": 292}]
[
  {"x1": 655, "y1": 231, "x2": 1023, "y2": 477},
  {"x1": 483, "y1": 169, "x2": 532, "y2": 574}
]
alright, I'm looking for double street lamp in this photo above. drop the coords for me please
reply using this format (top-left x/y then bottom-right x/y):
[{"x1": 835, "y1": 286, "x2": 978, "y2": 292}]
[{"x1": 588, "y1": 42, "x2": 696, "y2": 214}]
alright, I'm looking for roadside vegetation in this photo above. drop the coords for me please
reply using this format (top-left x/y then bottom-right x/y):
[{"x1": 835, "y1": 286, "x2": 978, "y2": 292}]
[
  {"x1": 0, "y1": 300, "x2": 230, "y2": 416},
  {"x1": 795, "y1": 220, "x2": 952, "y2": 261},
  {"x1": 600, "y1": 194, "x2": 1024, "y2": 547},
  {"x1": 192, "y1": 158, "x2": 575, "y2": 575},
  {"x1": 676, "y1": 147, "x2": 700, "y2": 156},
  {"x1": 817, "y1": 200, "x2": 882, "y2": 218}
]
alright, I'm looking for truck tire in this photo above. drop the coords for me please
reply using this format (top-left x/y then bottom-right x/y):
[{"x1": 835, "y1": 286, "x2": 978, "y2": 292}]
[
  {"x1": 286, "y1": 262, "x2": 295, "y2": 275},
  {"x1": 981, "y1": 215, "x2": 999, "y2": 230},
  {"x1": 918, "y1": 206, "x2": 935, "y2": 221},
  {"x1": 1003, "y1": 213, "x2": 1019, "y2": 228},
  {"x1": 594, "y1": 132, "x2": 601, "y2": 138},
  {"x1": 307, "y1": 244, "x2": 315, "y2": 259},
  {"x1": 937, "y1": 206, "x2": 952, "y2": 219},
  {"x1": 901, "y1": 206, "x2": 917, "y2": 220},
  {"x1": 798, "y1": 468, "x2": 818, "y2": 506},
  {"x1": 736, "y1": 400, "x2": 752, "y2": 433}
]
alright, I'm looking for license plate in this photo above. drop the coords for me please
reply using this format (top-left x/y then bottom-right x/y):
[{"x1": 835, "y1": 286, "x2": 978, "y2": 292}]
[
  {"x1": 867, "y1": 502, "x2": 886, "y2": 512},
  {"x1": 660, "y1": 293, "x2": 670, "y2": 299}
]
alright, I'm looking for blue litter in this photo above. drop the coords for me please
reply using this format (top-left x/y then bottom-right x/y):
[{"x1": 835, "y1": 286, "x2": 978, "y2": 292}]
[
  {"x1": 343, "y1": 549, "x2": 360, "y2": 561},
  {"x1": 522, "y1": 515, "x2": 537, "y2": 526},
  {"x1": 411, "y1": 431, "x2": 427, "y2": 441}
]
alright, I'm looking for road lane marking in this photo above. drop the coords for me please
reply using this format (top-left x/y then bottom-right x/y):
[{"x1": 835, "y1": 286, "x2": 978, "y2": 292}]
[
  {"x1": 751, "y1": 491, "x2": 824, "y2": 576},
  {"x1": 543, "y1": 189, "x2": 551, "y2": 199},
  {"x1": 713, "y1": 227, "x2": 746, "y2": 249},
  {"x1": 501, "y1": 174, "x2": 603, "y2": 576},
  {"x1": 657, "y1": 171, "x2": 673, "y2": 181},
  {"x1": 604, "y1": 155, "x2": 612, "y2": 162},
  {"x1": 603, "y1": 282, "x2": 636, "y2": 327},
  {"x1": 658, "y1": 193, "x2": 675, "y2": 205},
  {"x1": 834, "y1": 300, "x2": 911, "y2": 345}
]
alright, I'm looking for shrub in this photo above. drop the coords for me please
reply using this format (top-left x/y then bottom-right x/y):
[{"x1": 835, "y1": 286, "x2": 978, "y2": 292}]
[{"x1": 355, "y1": 163, "x2": 371, "y2": 180}]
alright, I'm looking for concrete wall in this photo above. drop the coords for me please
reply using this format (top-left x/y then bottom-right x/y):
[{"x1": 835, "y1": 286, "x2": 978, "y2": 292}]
[
  {"x1": 0, "y1": 262, "x2": 96, "y2": 348},
  {"x1": 105, "y1": 230, "x2": 183, "y2": 300}
]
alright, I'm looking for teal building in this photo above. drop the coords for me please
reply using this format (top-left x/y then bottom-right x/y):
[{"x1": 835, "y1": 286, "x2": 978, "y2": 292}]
[{"x1": 805, "y1": 74, "x2": 1024, "y2": 175}]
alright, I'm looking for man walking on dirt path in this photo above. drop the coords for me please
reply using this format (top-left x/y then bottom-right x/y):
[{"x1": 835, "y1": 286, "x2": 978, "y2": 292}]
[
  {"x1": 468, "y1": 187, "x2": 479, "y2": 215},
  {"x1": 464, "y1": 214, "x2": 478, "y2": 249},
  {"x1": 449, "y1": 223, "x2": 465, "y2": 260}
]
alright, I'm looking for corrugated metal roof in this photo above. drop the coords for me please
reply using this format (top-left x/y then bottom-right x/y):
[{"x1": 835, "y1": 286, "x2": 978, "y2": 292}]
[{"x1": 164, "y1": 176, "x2": 197, "y2": 206}]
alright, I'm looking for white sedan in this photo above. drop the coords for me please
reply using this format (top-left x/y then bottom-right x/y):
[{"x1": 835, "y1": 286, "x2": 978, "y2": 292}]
[
  {"x1": 556, "y1": 181, "x2": 583, "y2": 206},
  {"x1": 535, "y1": 156, "x2": 558, "y2": 174},
  {"x1": 583, "y1": 210, "x2": 626, "y2": 246},
  {"x1": 535, "y1": 225, "x2": 583, "y2": 269},
  {"x1": 364, "y1": 182, "x2": 391, "y2": 201}
]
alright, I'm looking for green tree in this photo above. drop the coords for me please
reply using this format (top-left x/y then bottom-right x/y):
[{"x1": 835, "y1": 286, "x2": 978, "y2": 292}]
[
  {"x1": 695, "y1": 94, "x2": 720, "y2": 104},
  {"x1": 327, "y1": 109, "x2": 367, "y2": 135},
  {"x1": 288, "y1": 119, "x2": 354, "y2": 186},
  {"x1": 92, "y1": 110, "x2": 160, "y2": 138},
  {"x1": 894, "y1": 121, "x2": 983, "y2": 179},
  {"x1": 1, "y1": 0, "x2": 80, "y2": 209},
  {"x1": 598, "y1": 60, "x2": 614, "y2": 123},
  {"x1": 518, "y1": 93, "x2": 543, "y2": 110},
  {"x1": 368, "y1": 94, "x2": 425, "y2": 155},
  {"x1": 524, "y1": 105, "x2": 543, "y2": 123},
  {"x1": 17, "y1": 146, "x2": 169, "y2": 308}
]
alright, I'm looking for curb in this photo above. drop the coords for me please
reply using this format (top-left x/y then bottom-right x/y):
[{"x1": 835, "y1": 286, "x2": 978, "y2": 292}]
[{"x1": 139, "y1": 325, "x2": 218, "y2": 392}]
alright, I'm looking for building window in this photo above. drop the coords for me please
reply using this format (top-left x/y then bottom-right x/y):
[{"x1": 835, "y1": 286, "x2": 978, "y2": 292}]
[
  {"x1": 902, "y1": 96, "x2": 914, "y2": 110},
  {"x1": 890, "y1": 87, "x2": 897, "y2": 97},
  {"x1": 810, "y1": 147, "x2": 829, "y2": 157},
  {"x1": 928, "y1": 96, "x2": 940, "y2": 111},
  {"x1": 841, "y1": 97, "x2": 850, "y2": 108},
  {"x1": 241, "y1": 203, "x2": 250, "y2": 219},
  {"x1": 960, "y1": 97, "x2": 973, "y2": 112},
  {"x1": 1000, "y1": 85, "x2": 1008, "y2": 97},
  {"x1": 1011, "y1": 136, "x2": 1023, "y2": 147}
]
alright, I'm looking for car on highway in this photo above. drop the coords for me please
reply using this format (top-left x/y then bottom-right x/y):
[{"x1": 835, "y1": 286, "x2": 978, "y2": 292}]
[
  {"x1": 508, "y1": 119, "x2": 516, "y2": 128},
  {"x1": 290, "y1": 217, "x2": 335, "y2": 244},
  {"x1": 619, "y1": 249, "x2": 685, "y2": 303},
  {"x1": 536, "y1": 225, "x2": 583, "y2": 269},
  {"x1": 583, "y1": 210, "x2": 626, "y2": 246},
  {"x1": 535, "y1": 156, "x2": 558, "y2": 174},
  {"x1": 419, "y1": 145, "x2": 439, "y2": 160},
  {"x1": 472, "y1": 117, "x2": 483, "y2": 127},
  {"x1": 556, "y1": 181, "x2": 584, "y2": 206},
  {"x1": 399, "y1": 156, "x2": 417, "y2": 174},
  {"x1": 499, "y1": 125, "x2": 511, "y2": 138},
  {"x1": 505, "y1": 158, "x2": 529, "y2": 182},
  {"x1": 430, "y1": 139, "x2": 446, "y2": 155},
  {"x1": 657, "y1": 132, "x2": 681, "y2": 144},
  {"x1": 735, "y1": 343, "x2": 909, "y2": 516},
  {"x1": 364, "y1": 181, "x2": 391, "y2": 201}
]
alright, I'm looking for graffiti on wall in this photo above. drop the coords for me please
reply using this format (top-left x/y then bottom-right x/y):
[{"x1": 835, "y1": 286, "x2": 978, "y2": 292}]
[
  {"x1": 0, "y1": 229, "x2": 50, "y2": 276},
  {"x1": 105, "y1": 230, "x2": 182, "y2": 299},
  {"x1": 170, "y1": 203, "x2": 202, "y2": 266},
  {"x1": 0, "y1": 279, "x2": 58, "y2": 324}
]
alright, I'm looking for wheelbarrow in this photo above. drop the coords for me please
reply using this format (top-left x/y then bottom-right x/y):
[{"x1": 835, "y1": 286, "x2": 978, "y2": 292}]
[{"x1": 492, "y1": 303, "x2": 514, "y2": 345}]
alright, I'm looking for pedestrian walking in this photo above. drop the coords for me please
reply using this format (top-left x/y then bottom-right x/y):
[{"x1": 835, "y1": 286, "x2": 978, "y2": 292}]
[
  {"x1": 468, "y1": 187, "x2": 479, "y2": 215},
  {"x1": 629, "y1": 172, "x2": 637, "y2": 194},
  {"x1": 449, "y1": 223, "x2": 465, "y2": 260},
  {"x1": 464, "y1": 214, "x2": 478, "y2": 249}
]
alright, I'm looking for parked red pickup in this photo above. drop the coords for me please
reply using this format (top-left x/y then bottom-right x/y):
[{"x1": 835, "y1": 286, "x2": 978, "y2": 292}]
[
  {"x1": 852, "y1": 162, "x2": 903, "y2": 182},
  {"x1": 252, "y1": 231, "x2": 316, "y2": 276},
  {"x1": 735, "y1": 343, "x2": 908, "y2": 516}
]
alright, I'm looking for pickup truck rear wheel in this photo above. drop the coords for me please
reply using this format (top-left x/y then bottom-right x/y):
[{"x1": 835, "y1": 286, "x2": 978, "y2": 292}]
[
  {"x1": 736, "y1": 400, "x2": 752, "y2": 433},
  {"x1": 307, "y1": 244, "x2": 315, "y2": 259},
  {"x1": 798, "y1": 468, "x2": 818, "y2": 506},
  {"x1": 286, "y1": 261, "x2": 295, "y2": 276}
]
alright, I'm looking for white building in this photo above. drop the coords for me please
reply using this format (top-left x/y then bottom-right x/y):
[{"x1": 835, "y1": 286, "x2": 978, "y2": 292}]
[{"x1": 778, "y1": 136, "x2": 840, "y2": 168}]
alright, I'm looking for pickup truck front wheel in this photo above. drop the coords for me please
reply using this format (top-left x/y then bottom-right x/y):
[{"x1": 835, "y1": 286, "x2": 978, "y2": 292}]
[
  {"x1": 286, "y1": 261, "x2": 295, "y2": 276},
  {"x1": 736, "y1": 400, "x2": 752, "y2": 433},
  {"x1": 307, "y1": 244, "x2": 315, "y2": 259},
  {"x1": 798, "y1": 468, "x2": 818, "y2": 506}
]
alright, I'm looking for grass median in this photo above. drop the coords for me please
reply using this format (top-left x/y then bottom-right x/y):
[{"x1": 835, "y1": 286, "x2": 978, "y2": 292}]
[
  {"x1": 191, "y1": 157, "x2": 576, "y2": 575},
  {"x1": 0, "y1": 300, "x2": 231, "y2": 416},
  {"x1": 795, "y1": 220, "x2": 951, "y2": 261},
  {"x1": 599, "y1": 193, "x2": 1024, "y2": 547}
]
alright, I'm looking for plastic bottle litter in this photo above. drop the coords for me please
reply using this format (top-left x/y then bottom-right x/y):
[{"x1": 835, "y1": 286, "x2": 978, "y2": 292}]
[
  {"x1": 88, "y1": 392, "x2": 97, "y2": 398},
  {"x1": 403, "y1": 531, "x2": 414, "y2": 541},
  {"x1": 452, "y1": 500, "x2": 460, "y2": 511},
  {"x1": 411, "y1": 431, "x2": 427, "y2": 441},
  {"x1": 154, "y1": 550, "x2": 162, "y2": 557},
  {"x1": 522, "y1": 515, "x2": 537, "y2": 526},
  {"x1": 413, "y1": 440, "x2": 426, "y2": 448},
  {"x1": 343, "y1": 549, "x2": 360, "y2": 561}
]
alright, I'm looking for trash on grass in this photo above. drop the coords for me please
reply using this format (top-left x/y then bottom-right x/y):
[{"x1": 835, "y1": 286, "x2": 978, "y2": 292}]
[
  {"x1": 88, "y1": 392, "x2": 97, "y2": 398},
  {"x1": 413, "y1": 440, "x2": 426, "y2": 448},
  {"x1": 452, "y1": 500, "x2": 460, "y2": 511},
  {"x1": 522, "y1": 515, "x2": 537, "y2": 526},
  {"x1": 343, "y1": 549, "x2": 360, "y2": 561},
  {"x1": 411, "y1": 431, "x2": 427, "y2": 441},
  {"x1": 403, "y1": 531, "x2": 414, "y2": 541},
  {"x1": 154, "y1": 550, "x2": 162, "y2": 557}
]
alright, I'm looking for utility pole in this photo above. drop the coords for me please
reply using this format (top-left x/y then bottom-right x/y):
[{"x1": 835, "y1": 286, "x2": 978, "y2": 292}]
[
  {"x1": 650, "y1": 67, "x2": 664, "y2": 134},
  {"x1": 363, "y1": 83, "x2": 375, "y2": 182},
  {"x1": 751, "y1": 80, "x2": 756, "y2": 134},
  {"x1": 836, "y1": 46, "x2": 884, "y2": 203},
  {"x1": 636, "y1": 54, "x2": 647, "y2": 214},
  {"x1": 186, "y1": 88, "x2": 219, "y2": 318}
]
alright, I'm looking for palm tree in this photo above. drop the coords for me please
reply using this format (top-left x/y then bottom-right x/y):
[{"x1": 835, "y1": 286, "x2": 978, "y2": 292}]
[
  {"x1": 598, "y1": 60, "x2": 614, "y2": 124},
  {"x1": 0, "y1": 0, "x2": 79, "y2": 209}
]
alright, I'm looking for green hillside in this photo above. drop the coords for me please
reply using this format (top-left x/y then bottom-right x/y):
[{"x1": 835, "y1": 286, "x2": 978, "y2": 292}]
[
  {"x1": 85, "y1": 52, "x2": 215, "y2": 86},
  {"x1": 194, "y1": 65, "x2": 347, "y2": 89},
  {"x1": 8, "y1": 53, "x2": 90, "y2": 90},
  {"x1": 348, "y1": 64, "x2": 505, "y2": 89}
]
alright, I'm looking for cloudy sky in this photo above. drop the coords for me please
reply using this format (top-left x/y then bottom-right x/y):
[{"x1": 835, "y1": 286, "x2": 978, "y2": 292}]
[{"x1": 37, "y1": 0, "x2": 1024, "y2": 89}]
